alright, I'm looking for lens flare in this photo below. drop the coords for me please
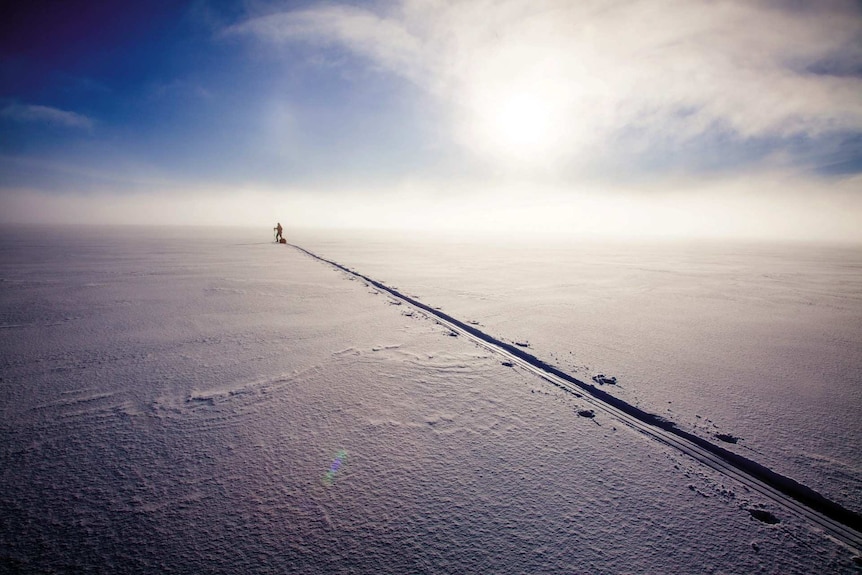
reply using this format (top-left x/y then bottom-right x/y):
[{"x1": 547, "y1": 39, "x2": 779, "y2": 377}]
[{"x1": 322, "y1": 449, "x2": 348, "y2": 486}]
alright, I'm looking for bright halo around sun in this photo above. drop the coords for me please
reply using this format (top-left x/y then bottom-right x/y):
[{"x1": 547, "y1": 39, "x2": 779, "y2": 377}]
[{"x1": 466, "y1": 84, "x2": 569, "y2": 168}]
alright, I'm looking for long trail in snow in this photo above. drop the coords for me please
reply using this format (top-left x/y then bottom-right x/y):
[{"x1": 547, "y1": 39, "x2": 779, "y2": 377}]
[{"x1": 288, "y1": 243, "x2": 862, "y2": 552}]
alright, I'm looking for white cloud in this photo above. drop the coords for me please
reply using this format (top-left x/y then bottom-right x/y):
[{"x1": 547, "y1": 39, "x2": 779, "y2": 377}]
[
  {"x1": 231, "y1": 0, "x2": 862, "y2": 169},
  {"x1": 1, "y1": 103, "x2": 95, "y2": 130},
  {"x1": 228, "y1": 4, "x2": 426, "y2": 82}
]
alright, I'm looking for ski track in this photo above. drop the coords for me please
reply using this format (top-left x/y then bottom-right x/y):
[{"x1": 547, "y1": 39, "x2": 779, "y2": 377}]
[{"x1": 288, "y1": 242, "x2": 862, "y2": 554}]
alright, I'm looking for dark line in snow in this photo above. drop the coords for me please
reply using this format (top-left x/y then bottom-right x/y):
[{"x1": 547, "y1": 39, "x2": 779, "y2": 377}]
[{"x1": 287, "y1": 243, "x2": 862, "y2": 551}]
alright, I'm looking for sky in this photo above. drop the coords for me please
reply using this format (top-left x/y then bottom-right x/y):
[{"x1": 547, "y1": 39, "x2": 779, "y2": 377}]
[{"x1": 1, "y1": 0, "x2": 861, "y2": 241}]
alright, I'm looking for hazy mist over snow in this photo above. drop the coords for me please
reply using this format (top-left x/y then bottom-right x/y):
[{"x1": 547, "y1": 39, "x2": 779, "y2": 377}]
[{"x1": 1, "y1": 0, "x2": 861, "y2": 241}]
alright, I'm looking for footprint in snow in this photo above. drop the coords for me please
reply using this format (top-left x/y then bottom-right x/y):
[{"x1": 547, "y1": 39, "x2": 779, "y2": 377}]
[
  {"x1": 748, "y1": 508, "x2": 779, "y2": 524},
  {"x1": 715, "y1": 433, "x2": 740, "y2": 444}
]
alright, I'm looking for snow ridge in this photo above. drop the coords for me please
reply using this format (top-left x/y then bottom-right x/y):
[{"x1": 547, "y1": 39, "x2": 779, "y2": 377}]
[{"x1": 287, "y1": 242, "x2": 862, "y2": 552}]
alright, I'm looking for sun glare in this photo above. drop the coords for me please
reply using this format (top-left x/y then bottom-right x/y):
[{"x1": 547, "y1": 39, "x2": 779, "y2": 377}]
[
  {"x1": 496, "y1": 92, "x2": 555, "y2": 155},
  {"x1": 465, "y1": 81, "x2": 570, "y2": 168}
]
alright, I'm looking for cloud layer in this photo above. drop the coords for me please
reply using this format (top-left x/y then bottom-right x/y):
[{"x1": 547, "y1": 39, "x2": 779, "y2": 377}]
[
  {"x1": 1, "y1": 103, "x2": 94, "y2": 130},
  {"x1": 233, "y1": 0, "x2": 862, "y2": 170}
]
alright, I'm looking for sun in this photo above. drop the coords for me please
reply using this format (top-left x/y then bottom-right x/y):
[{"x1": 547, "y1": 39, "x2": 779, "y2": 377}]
[
  {"x1": 495, "y1": 91, "x2": 556, "y2": 154},
  {"x1": 455, "y1": 40, "x2": 575, "y2": 168},
  {"x1": 465, "y1": 84, "x2": 568, "y2": 167}
]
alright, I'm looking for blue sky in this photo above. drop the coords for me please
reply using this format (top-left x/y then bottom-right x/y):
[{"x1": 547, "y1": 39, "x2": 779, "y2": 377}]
[{"x1": 1, "y1": 0, "x2": 861, "y2": 240}]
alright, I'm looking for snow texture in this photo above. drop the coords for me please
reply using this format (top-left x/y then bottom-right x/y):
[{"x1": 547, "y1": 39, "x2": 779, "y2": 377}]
[
  {"x1": 0, "y1": 226, "x2": 859, "y2": 574},
  {"x1": 294, "y1": 229, "x2": 862, "y2": 516}
]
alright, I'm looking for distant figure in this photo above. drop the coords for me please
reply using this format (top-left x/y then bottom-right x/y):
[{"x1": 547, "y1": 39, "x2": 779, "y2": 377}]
[{"x1": 275, "y1": 222, "x2": 283, "y2": 243}]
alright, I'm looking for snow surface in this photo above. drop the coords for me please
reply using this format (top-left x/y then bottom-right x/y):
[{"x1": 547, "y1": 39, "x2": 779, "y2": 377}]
[
  {"x1": 0, "y1": 226, "x2": 860, "y2": 573},
  {"x1": 293, "y1": 229, "x2": 862, "y2": 517}
]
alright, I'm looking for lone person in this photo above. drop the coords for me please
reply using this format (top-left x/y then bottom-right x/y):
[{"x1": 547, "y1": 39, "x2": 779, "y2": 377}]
[{"x1": 275, "y1": 222, "x2": 283, "y2": 243}]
